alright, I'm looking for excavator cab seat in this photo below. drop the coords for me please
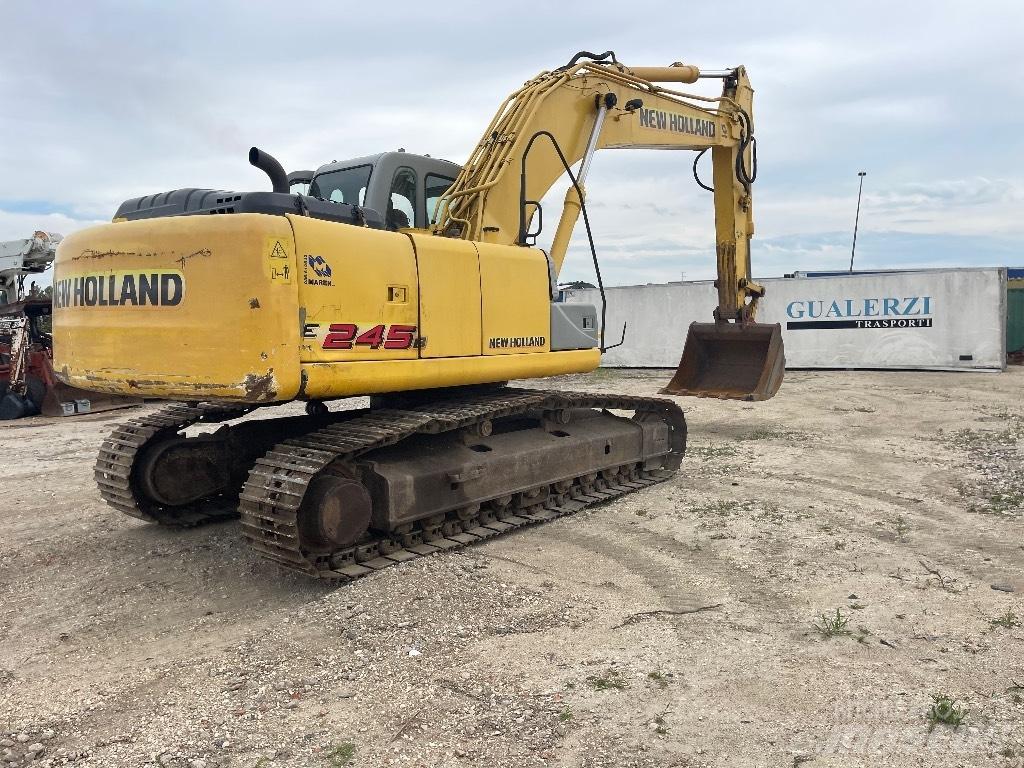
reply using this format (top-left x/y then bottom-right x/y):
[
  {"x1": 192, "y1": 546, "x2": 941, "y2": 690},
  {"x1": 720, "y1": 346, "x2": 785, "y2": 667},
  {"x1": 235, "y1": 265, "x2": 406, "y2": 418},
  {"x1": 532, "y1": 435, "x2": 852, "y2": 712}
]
[
  {"x1": 661, "y1": 321, "x2": 785, "y2": 401},
  {"x1": 386, "y1": 203, "x2": 410, "y2": 231}
]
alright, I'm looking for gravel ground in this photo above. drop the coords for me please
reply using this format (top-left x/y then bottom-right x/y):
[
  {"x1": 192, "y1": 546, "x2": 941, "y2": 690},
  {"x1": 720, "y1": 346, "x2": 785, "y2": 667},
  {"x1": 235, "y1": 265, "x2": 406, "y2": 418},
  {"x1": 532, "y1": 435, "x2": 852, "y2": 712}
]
[{"x1": 1, "y1": 368, "x2": 1022, "y2": 768}]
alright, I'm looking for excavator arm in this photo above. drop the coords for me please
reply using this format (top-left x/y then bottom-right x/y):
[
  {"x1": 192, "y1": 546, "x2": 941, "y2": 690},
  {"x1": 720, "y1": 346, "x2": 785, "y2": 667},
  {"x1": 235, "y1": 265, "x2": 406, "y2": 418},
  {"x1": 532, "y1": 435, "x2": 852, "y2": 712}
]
[{"x1": 435, "y1": 53, "x2": 784, "y2": 400}]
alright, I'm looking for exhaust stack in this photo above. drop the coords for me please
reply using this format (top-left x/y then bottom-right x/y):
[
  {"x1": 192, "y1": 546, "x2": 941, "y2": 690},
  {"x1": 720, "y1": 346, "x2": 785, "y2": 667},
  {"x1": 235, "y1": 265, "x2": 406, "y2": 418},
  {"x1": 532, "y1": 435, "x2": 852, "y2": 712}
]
[{"x1": 248, "y1": 147, "x2": 289, "y2": 193}]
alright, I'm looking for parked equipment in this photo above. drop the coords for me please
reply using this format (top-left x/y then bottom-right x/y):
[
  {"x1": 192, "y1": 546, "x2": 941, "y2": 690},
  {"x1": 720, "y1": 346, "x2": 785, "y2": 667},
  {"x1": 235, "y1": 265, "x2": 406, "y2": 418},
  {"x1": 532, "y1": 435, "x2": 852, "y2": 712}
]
[
  {"x1": 54, "y1": 53, "x2": 782, "y2": 577},
  {"x1": 0, "y1": 232, "x2": 135, "y2": 419}
]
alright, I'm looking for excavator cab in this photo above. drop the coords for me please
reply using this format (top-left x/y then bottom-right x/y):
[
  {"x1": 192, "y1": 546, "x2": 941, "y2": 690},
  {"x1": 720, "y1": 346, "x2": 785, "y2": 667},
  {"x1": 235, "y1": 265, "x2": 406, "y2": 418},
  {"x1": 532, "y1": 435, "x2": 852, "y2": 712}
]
[{"x1": 661, "y1": 321, "x2": 784, "y2": 401}]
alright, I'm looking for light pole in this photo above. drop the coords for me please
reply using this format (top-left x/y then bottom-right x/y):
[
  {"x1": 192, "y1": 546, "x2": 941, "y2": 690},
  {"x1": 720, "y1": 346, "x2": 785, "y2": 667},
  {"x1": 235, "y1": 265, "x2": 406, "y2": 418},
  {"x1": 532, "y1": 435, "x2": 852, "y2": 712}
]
[{"x1": 849, "y1": 171, "x2": 867, "y2": 273}]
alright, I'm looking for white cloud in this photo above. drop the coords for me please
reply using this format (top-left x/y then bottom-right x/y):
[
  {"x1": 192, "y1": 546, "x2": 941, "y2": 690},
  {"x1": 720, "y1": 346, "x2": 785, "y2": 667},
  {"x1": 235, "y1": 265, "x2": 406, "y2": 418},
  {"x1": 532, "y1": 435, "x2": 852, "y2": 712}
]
[
  {"x1": 1, "y1": 0, "x2": 1021, "y2": 288},
  {"x1": 0, "y1": 210, "x2": 104, "y2": 245}
]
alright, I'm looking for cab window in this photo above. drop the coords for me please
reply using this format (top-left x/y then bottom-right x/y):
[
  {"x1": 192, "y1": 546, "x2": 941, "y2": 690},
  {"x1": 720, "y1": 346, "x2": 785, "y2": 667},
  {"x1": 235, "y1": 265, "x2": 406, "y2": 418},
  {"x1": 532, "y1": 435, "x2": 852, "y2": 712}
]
[
  {"x1": 309, "y1": 165, "x2": 371, "y2": 206},
  {"x1": 387, "y1": 167, "x2": 416, "y2": 230},
  {"x1": 425, "y1": 173, "x2": 455, "y2": 224}
]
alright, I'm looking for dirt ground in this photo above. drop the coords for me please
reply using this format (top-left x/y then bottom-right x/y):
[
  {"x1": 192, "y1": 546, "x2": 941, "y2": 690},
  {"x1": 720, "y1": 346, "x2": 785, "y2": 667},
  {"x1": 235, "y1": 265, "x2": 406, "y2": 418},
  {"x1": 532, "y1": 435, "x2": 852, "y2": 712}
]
[{"x1": 1, "y1": 368, "x2": 1022, "y2": 768}]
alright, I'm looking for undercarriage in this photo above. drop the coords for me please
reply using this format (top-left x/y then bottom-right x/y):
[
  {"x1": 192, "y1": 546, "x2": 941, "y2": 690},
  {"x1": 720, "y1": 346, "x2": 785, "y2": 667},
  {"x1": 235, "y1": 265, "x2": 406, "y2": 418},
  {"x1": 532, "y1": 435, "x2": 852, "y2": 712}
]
[{"x1": 94, "y1": 387, "x2": 686, "y2": 579}]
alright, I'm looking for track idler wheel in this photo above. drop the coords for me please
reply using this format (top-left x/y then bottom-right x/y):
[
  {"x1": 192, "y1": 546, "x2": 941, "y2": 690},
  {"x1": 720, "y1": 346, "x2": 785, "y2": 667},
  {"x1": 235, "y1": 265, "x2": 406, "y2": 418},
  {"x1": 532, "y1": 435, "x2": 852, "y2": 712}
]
[
  {"x1": 137, "y1": 436, "x2": 232, "y2": 506},
  {"x1": 297, "y1": 475, "x2": 372, "y2": 554}
]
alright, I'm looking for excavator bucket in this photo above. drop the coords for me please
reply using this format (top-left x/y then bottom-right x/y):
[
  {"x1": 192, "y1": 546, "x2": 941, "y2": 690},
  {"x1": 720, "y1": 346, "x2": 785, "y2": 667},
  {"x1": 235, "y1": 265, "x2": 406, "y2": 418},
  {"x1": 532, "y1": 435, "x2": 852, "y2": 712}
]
[{"x1": 660, "y1": 322, "x2": 785, "y2": 401}]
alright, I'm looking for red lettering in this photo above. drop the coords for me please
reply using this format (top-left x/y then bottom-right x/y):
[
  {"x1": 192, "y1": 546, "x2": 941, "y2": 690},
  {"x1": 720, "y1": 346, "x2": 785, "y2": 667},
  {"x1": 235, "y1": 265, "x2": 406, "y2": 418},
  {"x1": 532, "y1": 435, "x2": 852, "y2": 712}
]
[
  {"x1": 354, "y1": 324, "x2": 385, "y2": 348},
  {"x1": 322, "y1": 323, "x2": 418, "y2": 351},
  {"x1": 384, "y1": 324, "x2": 416, "y2": 350},
  {"x1": 322, "y1": 323, "x2": 357, "y2": 349}
]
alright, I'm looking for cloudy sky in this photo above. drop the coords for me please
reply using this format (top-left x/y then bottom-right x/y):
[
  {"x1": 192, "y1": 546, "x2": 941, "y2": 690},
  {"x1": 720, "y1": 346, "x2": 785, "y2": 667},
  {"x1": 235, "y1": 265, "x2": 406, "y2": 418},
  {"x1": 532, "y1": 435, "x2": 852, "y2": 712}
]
[{"x1": 2, "y1": 1, "x2": 1021, "y2": 286}]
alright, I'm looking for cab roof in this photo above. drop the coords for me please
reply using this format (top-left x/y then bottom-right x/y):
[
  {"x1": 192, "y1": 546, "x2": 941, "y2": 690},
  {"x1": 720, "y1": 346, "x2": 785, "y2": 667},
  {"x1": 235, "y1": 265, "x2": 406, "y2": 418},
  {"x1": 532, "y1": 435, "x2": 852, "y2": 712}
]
[{"x1": 314, "y1": 151, "x2": 460, "y2": 177}]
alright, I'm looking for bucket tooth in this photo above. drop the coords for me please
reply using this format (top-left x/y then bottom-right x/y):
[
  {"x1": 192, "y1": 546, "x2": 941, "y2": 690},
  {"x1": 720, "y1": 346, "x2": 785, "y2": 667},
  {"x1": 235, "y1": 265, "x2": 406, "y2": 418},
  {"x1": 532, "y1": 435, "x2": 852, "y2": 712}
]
[{"x1": 661, "y1": 322, "x2": 785, "y2": 401}]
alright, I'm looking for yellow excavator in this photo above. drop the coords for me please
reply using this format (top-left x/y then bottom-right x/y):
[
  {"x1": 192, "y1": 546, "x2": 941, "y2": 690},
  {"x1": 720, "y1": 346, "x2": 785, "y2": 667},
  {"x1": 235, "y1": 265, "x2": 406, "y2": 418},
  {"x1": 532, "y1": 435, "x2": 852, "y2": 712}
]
[{"x1": 53, "y1": 52, "x2": 784, "y2": 579}]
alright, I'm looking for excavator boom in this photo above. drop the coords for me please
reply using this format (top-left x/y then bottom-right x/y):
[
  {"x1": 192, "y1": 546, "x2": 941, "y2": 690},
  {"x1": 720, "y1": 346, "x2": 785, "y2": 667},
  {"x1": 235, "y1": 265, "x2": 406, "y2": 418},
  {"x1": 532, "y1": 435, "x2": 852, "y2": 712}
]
[{"x1": 435, "y1": 53, "x2": 784, "y2": 400}]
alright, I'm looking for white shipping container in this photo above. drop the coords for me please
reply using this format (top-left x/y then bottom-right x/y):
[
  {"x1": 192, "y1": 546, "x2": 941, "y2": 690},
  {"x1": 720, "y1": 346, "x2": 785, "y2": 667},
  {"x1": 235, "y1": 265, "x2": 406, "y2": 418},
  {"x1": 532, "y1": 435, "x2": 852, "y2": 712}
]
[{"x1": 563, "y1": 267, "x2": 1007, "y2": 370}]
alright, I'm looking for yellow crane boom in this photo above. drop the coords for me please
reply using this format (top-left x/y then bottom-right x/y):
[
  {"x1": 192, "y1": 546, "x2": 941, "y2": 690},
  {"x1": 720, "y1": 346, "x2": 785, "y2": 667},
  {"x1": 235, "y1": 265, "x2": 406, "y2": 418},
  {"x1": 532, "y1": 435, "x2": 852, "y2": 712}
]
[
  {"x1": 434, "y1": 53, "x2": 783, "y2": 398},
  {"x1": 439, "y1": 55, "x2": 760, "y2": 322}
]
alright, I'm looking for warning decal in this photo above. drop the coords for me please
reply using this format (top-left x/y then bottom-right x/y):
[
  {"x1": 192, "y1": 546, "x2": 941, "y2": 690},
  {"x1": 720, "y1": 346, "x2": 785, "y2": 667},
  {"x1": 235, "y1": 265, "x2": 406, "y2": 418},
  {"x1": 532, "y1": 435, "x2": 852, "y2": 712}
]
[{"x1": 264, "y1": 237, "x2": 292, "y2": 284}]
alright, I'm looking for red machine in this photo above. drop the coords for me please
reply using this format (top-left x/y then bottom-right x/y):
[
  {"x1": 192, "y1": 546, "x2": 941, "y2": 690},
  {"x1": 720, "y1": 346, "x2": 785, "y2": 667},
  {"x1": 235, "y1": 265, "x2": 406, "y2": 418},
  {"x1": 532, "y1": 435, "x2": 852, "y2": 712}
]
[
  {"x1": 0, "y1": 296, "x2": 135, "y2": 418},
  {"x1": 0, "y1": 233, "x2": 135, "y2": 419}
]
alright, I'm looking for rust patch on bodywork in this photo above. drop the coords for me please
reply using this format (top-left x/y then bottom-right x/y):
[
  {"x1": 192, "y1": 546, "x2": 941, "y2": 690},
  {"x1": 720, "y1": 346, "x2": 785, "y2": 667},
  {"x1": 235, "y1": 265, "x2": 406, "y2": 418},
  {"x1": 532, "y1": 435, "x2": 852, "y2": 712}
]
[
  {"x1": 68, "y1": 248, "x2": 212, "y2": 268},
  {"x1": 72, "y1": 249, "x2": 151, "y2": 262},
  {"x1": 68, "y1": 368, "x2": 280, "y2": 402},
  {"x1": 243, "y1": 370, "x2": 277, "y2": 401},
  {"x1": 176, "y1": 249, "x2": 212, "y2": 270},
  {"x1": 118, "y1": 377, "x2": 235, "y2": 392}
]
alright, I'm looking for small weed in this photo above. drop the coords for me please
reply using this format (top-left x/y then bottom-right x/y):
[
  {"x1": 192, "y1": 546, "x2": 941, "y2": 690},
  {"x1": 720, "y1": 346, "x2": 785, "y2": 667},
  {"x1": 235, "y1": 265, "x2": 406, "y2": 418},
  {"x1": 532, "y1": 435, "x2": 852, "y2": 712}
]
[
  {"x1": 989, "y1": 491, "x2": 1024, "y2": 515},
  {"x1": 927, "y1": 694, "x2": 967, "y2": 730},
  {"x1": 892, "y1": 514, "x2": 911, "y2": 541},
  {"x1": 814, "y1": 608, "x2": 851, "y2": 638},
  {"x1": 653, "y1": 713, "x2": 669, "y2": 735},
  {"x1": 833, "y1": 539, "x2": 847, "y2": 551},
  {"x1": 647, "y1": 671, "x2": 669, "y2": 689},
  {"x1": 558, "y1": 706, "x2": 572, "y2": 722},
  {"x1": 689, "y1": 500, "x2": 739, "y2": 518},
  {"x1": 989, "y1": 611, "x2": 1021, "y2": 629},
  {"x1": 324, "y1": 743, "x2": 356, "y2": 767},
  {"x1": 743, "y1": 426, "x2": 796, "y2": 441},
  {"x1": 753, "y1": 502, "x2": 785, "y2": 525},
  {"x1": 583, "y1": 367, "x2": 618, "y2": 381},
  {"x1": 945, "y1": 415, "x2": 1024, "y2": 518},
  {"x1": 586, "y1": 670, "x2": 628, "y2": 691},
  {"x1": 999, "y1": 746, "x2": 1016, "y2": 758},
  {"x1": 919, "y1": 560, "x2": 967, "y2": 594}
]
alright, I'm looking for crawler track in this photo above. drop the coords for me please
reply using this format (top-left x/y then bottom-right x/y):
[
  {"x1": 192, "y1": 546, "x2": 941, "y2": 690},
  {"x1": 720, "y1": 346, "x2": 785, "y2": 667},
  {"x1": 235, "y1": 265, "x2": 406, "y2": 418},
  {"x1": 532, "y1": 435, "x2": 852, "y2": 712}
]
[
  {"x1": 94, "y1": 402, "x2": 253, "y2": 525},
  {"x1": 238, "y1": 389, "x2": 685, "y2": 580},
  {"x1": 94, "y1": 389, "x2": 685, "y2": 578}
]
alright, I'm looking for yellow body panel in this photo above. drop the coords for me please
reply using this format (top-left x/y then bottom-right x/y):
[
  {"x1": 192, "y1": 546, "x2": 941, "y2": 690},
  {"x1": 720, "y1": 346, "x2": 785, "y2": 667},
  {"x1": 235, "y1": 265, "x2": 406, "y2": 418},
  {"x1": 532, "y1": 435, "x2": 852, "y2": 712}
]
[
  {"x1": 53, "y1": 214, "x2": 301, "y2": 401},
  {"x1": 291, "y1": 215, "x2": 419, "y2": 362},
  {"x1": 302, "y1": 349, "x2": 598, "y2": 399},
  {"x1": 409, "y1": 233, "x2": 481, "y2": 358},
  {"x1": 477, "y1": 242, "x2": 551, "y2": 355},
  {"x1": 53, "y1": 214, "x2": 590, "y2": 403}
]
